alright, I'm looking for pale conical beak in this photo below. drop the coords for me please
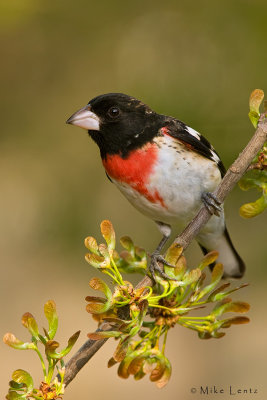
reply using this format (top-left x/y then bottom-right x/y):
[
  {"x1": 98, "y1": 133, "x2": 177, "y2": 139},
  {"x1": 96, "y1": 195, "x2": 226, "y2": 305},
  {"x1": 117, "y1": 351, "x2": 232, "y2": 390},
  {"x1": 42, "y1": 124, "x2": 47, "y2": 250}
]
[{"x1": 66, "y1": 105, "x2": 100, "y2": 130}]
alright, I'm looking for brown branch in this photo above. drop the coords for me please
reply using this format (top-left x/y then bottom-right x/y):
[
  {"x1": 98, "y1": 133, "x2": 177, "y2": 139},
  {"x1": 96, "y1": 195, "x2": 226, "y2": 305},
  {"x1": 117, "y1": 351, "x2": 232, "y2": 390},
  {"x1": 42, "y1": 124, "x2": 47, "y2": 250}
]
[
  {"x1": 63, "y1": 323, "x2": 111, "y2": 386},
  {"x1": 63, "y1": 114, "x2": 267, "y2": 388}
]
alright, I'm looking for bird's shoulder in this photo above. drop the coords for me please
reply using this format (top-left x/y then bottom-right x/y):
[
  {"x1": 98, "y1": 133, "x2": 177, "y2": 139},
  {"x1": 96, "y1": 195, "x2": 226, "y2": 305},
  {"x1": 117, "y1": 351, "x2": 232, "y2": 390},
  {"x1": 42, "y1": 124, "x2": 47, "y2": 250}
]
[{"x1": 157, "y1": 117, "x2": 226, "y2": 177}]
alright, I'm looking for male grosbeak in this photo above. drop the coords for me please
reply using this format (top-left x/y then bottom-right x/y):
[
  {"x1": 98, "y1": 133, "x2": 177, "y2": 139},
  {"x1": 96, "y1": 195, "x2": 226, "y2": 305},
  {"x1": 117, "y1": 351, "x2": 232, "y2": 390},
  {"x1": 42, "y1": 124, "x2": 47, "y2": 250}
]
[{"x1": 67, "y1": 93, "x2": 245, "y2": 280}]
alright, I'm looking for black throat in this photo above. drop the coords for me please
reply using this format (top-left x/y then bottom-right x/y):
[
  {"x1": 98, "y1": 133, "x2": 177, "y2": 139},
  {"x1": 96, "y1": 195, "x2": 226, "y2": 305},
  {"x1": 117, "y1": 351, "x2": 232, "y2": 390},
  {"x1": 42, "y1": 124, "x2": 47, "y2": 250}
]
[{"x1": 88, "y1": 113, "x2": 166, "y2": 159}]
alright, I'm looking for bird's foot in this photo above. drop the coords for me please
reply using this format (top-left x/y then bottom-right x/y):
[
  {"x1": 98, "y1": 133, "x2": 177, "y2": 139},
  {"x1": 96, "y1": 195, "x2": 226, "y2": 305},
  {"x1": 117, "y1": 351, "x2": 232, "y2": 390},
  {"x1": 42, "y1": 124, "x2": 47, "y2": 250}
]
[
  {"x1": 149, "y1": 251, "x2": 176, "y2": 282},
  {"x1": 202, "y1": 192, "x2": 222, "y2": 217}
]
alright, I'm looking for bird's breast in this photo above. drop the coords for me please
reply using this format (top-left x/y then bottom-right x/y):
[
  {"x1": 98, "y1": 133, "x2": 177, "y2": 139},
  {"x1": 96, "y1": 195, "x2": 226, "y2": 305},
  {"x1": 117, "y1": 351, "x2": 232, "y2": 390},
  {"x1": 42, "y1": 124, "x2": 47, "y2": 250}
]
[
  {"x1": 102, "y1": 135, "x2": 221, "y2": 224},
  {"x1": 102, "y1": 142, "x2": 166, "y2": 207}
]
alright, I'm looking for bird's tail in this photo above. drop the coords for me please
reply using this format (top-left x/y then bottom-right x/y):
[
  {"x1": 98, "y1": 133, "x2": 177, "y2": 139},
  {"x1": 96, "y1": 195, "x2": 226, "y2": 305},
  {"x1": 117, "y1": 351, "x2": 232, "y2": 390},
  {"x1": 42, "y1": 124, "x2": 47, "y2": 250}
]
[{"x1": 198, "y1": 228, "x2": 245, "y2": 278}]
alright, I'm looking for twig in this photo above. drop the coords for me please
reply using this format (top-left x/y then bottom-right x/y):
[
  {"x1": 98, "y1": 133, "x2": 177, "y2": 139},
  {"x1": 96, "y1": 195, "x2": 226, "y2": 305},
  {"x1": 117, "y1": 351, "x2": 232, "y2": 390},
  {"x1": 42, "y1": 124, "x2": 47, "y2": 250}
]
[
  {"x1": 63, "y1": 114, "x2": 267, "y2": 387},
  {"x1": 63, "y1": 323, "x2": 111, "y2": 386},
  {"x1": 246, "y1": 163, "x2": 264, "y2": 171}
]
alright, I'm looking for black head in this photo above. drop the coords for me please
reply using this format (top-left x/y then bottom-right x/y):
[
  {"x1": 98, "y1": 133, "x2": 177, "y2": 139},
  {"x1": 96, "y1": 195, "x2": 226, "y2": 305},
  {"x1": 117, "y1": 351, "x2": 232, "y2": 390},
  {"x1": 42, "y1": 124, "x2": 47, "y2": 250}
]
[{"x1": 66, "y1": 93, "x2": 165, "y2": 158}]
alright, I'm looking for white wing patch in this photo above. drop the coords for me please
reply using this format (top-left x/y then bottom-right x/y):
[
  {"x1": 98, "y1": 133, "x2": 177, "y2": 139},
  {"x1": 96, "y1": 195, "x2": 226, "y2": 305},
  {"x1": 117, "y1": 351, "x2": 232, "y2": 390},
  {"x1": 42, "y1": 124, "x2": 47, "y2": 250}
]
[
  {"x1": 210, "y1": 149, "x2": 220, "y2": 163},
  {"x1": 186, "y1": 126, "x2": 201, "y2": 140},
  {"x1": 186, "y1": 125, "x2": 221, "y2": 166}
]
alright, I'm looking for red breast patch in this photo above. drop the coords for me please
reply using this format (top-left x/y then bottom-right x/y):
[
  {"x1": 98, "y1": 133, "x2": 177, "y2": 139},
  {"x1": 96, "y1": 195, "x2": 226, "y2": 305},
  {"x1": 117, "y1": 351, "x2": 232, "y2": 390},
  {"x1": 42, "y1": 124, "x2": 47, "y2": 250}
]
[{"x1": 102, "y1": 143, "x2": 165, "y2": 207}]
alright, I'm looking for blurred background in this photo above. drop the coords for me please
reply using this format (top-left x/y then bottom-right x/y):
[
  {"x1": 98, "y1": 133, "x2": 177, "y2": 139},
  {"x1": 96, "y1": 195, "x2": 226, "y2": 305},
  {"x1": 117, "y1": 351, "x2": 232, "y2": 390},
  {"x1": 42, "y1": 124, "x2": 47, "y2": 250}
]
[{"x1": 1, "y1": 0, "x2": 266, "y2": 398}]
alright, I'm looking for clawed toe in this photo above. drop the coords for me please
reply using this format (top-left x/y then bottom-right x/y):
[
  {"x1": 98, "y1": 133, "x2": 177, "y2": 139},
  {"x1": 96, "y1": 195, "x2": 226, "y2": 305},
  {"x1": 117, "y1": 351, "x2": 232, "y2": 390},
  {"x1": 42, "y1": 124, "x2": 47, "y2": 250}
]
[
  {"x1": 149, "y1": 252, "x2": 177, "y2": 281},
  {"x1": 153, "y1": 254, "x2": 176, "y2": 268},
  {"x1": 202, "y1": 192, "x2": 222, "y2": 216}
]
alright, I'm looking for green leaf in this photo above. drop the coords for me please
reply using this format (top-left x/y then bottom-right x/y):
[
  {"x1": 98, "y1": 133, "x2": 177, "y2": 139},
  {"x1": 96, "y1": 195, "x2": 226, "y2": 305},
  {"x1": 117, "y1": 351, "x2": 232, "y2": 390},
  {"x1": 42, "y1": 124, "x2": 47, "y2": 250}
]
[
  {"x1": 164, "y1": 244, "x2": 185, "y2": 279},
  {"x1": 128, "y1": 354, "x2": 146, "y2": 376},
  {"x1": 98, "y1": 243, "x2": 110, "y2": 260},
  {"x1": 85, "y1": 296, "x2": 106, "y2": 303},
  {"x1": 84, "y1": 236, "x2": 99, "y2": 254},
  {"x1": 221, "y1": 316, "x2": 250, "y2": 328},
  {"x1": 248, "y1": 89, "x2": 264, "y2": 127},
  {"x1": 239, "y1": 170, "x2": 267, "y2": 218},
  {"x1": 8, "y1": 380, "x2": 25, "y2": 390},
  {"x1": 45, "y1": 330, "x2": 80, "y2": 359},
  {"x1": 104, "y1": 317, "x2": 128, "y2": 325},
  {"x1": 101, "y1": 220, "x2": 116, "y2": 250},
  {"x1": 195, "y1": 264, "x2": 224, "y2": 301},
  {"x1": 198, "y1": 251, "x2": 219, "y2": 270},
  {"x1": 173, "y1": 255, "x2": 187, "y2": 279},
  {"x1": 198, "y1": 331, "x2": 212, "y2": 340},
  {"x1": 86, "y1": 302, "x2": 111, "y2": 314},
  {"x1": 165, "y1": 243, "x2": 183, "y2": 266},
  {"x1": 6, "y1": 391, "x2": 26, "y2": 400},
  {"x1": 113, "y1": 339, "x2": 129, "y2": 362},
  {"x1": 133, "y1": 368, "x2": 146, "y2": 381},
  {"x1": 12, "y1": 369, "x2": 34, "y2": 392},
  {"x1": 249, "y1": 89, "x2": 264, "y2": 113},
  {"x1": 240, "y1": 192, "x2": 267, "y2": 218},
  {"x1": 3, "y1": 333, "x2": 35, "y2": 350},
  {"x1": 118, "y1": 349, "x2": 143, "y2": 379},
  {"x1": 90, "y1": 277, "x2": 112, "y2": 297},
  {"x1": 119, "y1": 250, "x2": 134, "y2": 263},
  {"x1": 149, "y1": 357, "x2": 166, "y2": 382},
  {"x1": 212, "y1": 300, "x2": 250, "y2": 317},
  {"x1": 248, "y1": 110, "x2": 260, "y2": 128},
  {"x1": 85, "y1": 253, "x2": 107, "y2": 268},
  {"x1": 128, "y1": 324, "x2": 143, "y2": 338},
  {"x1": 191, "y1": 271, "x2": 206, "y2": 295},
  {"x1": 120, "y1": 236, "x2": 134, "y2": 252},
  {"x1": 63, "y1": 330, "x2": 81, "y2": 356},
  {"x1": 155, "y1": 357, "x2": 172, "y2": 388},
  {"x1": 182, "y1": 268, "x2": 202, "y2": 286},
  {"x1": 45, "y1": 339, "x2": 59, "y2": 357},
  {"x1": 108, "y1": 357, "x2": 118, "y2": 368},
  {"x1": 135, "y1": 246, "x2": 146, "y2": 260},
  {"x1": 208, "y1": 283, "x2": 248, "y2": 302},
  {"x1": 21, "y1": 313, "x2": 39, "y2": 339},
  {"x1": 240, "y1": 170, "x2": 267, "y2": 188},
  {"x1": 211, "y1": 330, "x2": 226, "y2": 339},
  {"x1": 239, "y1": 177, "x2": 259, "y2": 191},
  {"x1": 44, "y1": 300, "x2": 58, "y2": 339}
]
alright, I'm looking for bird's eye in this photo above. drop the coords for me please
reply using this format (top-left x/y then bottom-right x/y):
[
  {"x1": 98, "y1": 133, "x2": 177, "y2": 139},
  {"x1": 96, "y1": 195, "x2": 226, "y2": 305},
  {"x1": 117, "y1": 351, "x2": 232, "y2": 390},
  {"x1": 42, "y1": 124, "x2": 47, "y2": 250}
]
[{"x1": 107, "y1": 106, "x2": 121, "y2": 119}]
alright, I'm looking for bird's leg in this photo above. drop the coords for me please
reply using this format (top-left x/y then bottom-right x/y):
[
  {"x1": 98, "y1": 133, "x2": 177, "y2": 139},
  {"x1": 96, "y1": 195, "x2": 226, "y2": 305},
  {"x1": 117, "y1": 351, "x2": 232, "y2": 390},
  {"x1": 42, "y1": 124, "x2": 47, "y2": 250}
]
[
  {"x1": 201, "y1": 192, "x2": 222, "y2": 217},
  {"x1": 149, "y1": 222, "x2": 176, "y2": 281}
]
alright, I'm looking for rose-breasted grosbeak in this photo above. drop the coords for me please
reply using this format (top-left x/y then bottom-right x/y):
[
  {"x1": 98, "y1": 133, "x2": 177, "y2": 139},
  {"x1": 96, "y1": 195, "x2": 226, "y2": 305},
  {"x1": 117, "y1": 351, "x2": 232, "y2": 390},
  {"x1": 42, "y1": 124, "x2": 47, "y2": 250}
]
[{"x1": 66, "y1": 93, "x2": 245, "y2": 280}]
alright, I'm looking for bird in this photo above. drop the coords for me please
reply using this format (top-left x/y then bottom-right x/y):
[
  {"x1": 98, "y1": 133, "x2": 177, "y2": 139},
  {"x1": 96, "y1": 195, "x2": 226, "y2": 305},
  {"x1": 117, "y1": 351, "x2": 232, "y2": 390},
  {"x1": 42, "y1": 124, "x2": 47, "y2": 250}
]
[{"x1": 66, "y1": 93, "x2": 245, "y2": 280}]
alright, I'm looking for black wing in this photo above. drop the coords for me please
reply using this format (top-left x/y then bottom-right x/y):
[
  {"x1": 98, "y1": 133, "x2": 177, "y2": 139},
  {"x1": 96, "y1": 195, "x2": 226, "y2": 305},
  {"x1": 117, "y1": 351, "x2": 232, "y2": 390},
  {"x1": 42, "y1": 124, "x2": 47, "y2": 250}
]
[{"x1": 164, "y1": 118, "x2": 226, "y2": 177}]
